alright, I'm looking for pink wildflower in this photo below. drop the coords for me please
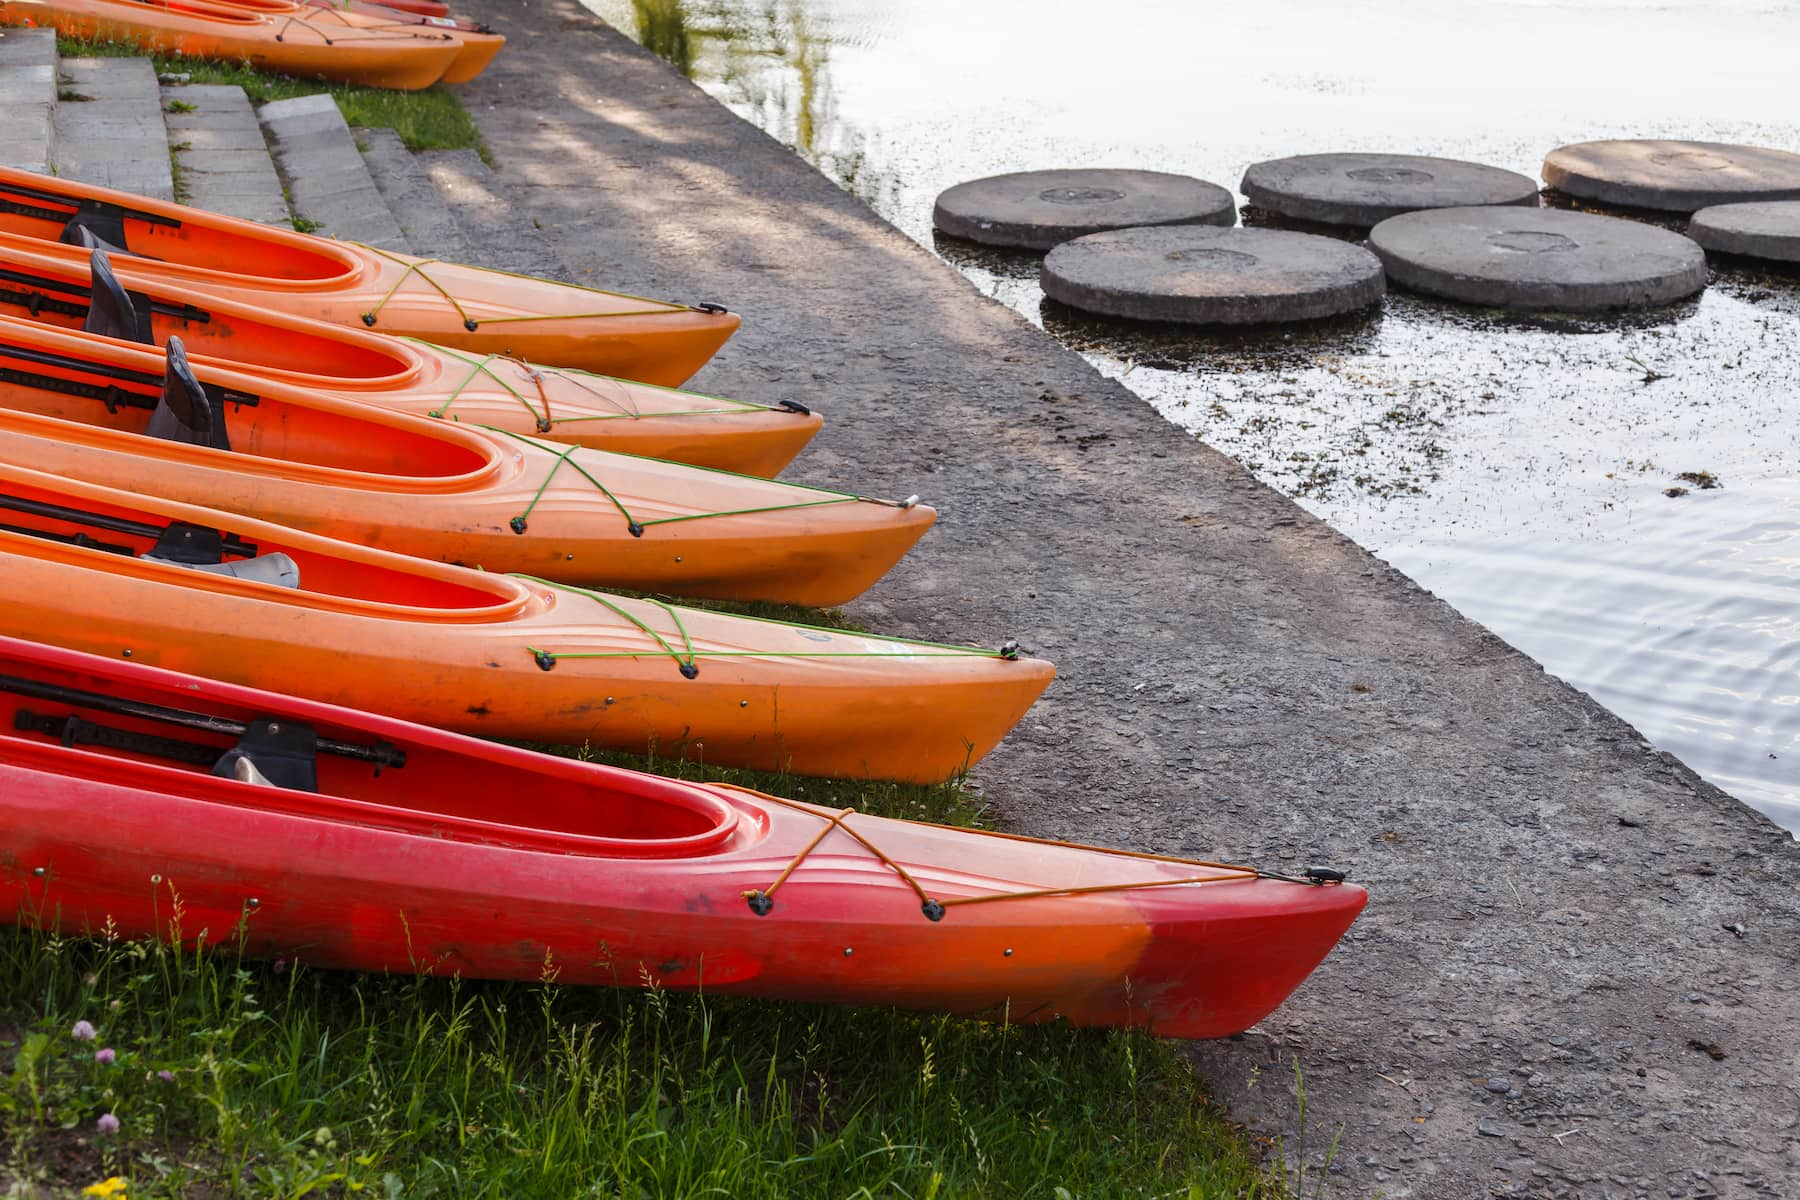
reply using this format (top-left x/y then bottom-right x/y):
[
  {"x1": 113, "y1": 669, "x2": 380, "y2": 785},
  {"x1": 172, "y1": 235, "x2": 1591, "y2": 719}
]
[
  {"x1": 157, "y1": 1070, "x2": 175, "y2": 1084},
  {"x1": 71, "y1": 1020, "x2": 97, "y2": 1041},
  {"x1": 94, "y1": 1048, "x2": 116, "y2": 1065},
  {"x1": 96, "y1": 1112, "x2": 120, "y2": 1136},
  {"x1": 273, "y1": 959, "x2": 288, "y2": 975}
]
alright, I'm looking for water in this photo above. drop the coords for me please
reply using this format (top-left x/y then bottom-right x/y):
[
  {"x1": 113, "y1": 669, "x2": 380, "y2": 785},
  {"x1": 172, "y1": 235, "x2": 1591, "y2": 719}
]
[{"x1": 582, "y1": 0, "x2": 1800, "y2": 831}]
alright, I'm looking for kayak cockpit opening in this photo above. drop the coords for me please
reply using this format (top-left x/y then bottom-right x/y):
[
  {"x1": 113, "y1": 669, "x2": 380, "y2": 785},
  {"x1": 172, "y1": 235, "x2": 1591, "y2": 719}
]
[
  {"x1": 0, "y1": 643, "x2": 742, "y2": 857},
  {"x1": 0, "y1": 475, "x2": 517, "y2": 613},
  {"x1": 0, "y1": 329, "x2": 494, "y2": 481},
  {"x1": 0, "y1": 171, "x2": 357, "y2": 287}
]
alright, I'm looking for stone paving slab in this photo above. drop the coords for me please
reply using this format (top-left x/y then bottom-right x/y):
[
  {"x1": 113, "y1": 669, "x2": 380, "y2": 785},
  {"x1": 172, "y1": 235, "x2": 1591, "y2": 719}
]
[
  {"x1": 259, "y1": 93, "x2": 405, "y2": 249},
  {"x1": 358, "y1": 128, "x2": 472, "y2": 259},
  {"x1": 420, "y1": 148, "x2": 571, "y2": 279},
  {"x1": 54, "y1": 58, "x2": 172, "y2": 200},
  {"x1": 456, "y1": 5, "x2": 1800, "y2": 1198},
  {"x1": 162, "y1": 84, "x2": 288, "y2": 224},
  {"x1": 0, "y1": 29, "x2": 58, "y2": 174}
]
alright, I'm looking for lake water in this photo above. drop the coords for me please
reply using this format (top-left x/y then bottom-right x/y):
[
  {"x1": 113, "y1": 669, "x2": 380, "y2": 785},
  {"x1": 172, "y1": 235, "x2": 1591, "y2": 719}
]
[{"x1": 581, "y1": 0, "x2": 1800, "y2": 832}]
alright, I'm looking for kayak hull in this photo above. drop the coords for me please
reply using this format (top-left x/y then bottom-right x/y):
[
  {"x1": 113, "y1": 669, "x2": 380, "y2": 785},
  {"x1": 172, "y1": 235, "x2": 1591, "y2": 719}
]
[
  {"x1": 0, "y1": 0, "x2": 462, "y2": 90},
  {"x1": 0, "y1": 318, "x2": 917, "y2": 604},
  {"x1": 0, "y1": 167, "x2": 739, "y2": 382},
  {"x1": 0, "y1": 636, "x2": 1360, "y2": 1036},
  {"x1": 0, "y1": 236, "x2": 818, "y2": 474},
  {"x1": 0, "y1": 467, "x2": 1049, "y2": 781}
]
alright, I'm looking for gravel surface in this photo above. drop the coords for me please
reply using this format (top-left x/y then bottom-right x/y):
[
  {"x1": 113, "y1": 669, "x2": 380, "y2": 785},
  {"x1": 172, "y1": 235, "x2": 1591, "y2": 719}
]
[{"x1": 456, "y1": 5, "x2": 1800, "y2": 1195}]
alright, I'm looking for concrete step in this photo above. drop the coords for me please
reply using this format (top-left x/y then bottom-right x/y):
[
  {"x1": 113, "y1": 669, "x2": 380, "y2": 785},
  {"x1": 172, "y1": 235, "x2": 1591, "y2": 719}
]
[
  {"x1": 54, "y1": 58, "x2": 173, "y2": 200},
  {"x1": 357, "y1": 127, "x2": 471, "y2": 260},
  {"x1": 420, "y1": 149, "x2": 572, "y2": 280},
  {"x1": 0, "y1": 28, "x2": 58, "y2": 174},
  {"x1": 259, "y1": 93, "x2": 406, "y2": 250},
  {"x1": 162, "y1": 84, "x2": 289, "y2": 224}
]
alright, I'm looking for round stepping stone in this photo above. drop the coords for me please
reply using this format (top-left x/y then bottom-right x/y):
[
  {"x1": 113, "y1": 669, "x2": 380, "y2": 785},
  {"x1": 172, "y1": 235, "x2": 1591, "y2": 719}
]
[
  {"x1": 1368, "y1": 206, "x2": 1706, "y2": 311},
  {"x1": 933, "y1": 169, "x2": 1234, "y2": 251},
  {"x1": 1040, "y1": 225, "x2": 1384, "y2": 325},
  {"x1": 1241, "y1": 153, "x2": 1539, "y2": 227},
  {"x1": 1688, "y1": 201, "x2": 1800, "y2": 264},
  {"x1": 1542, "y1": 140, "x2": 1800, "y2": 214}
]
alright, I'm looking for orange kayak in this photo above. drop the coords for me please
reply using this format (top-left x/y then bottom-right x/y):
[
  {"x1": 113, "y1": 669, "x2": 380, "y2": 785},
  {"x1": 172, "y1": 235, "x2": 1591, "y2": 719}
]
[
  {"x1": 0, "y1": 167, "x2": 739, "y2": 382},
  {"x1": 0, "y1": 635, "x2": 1360, "y2": 1036},
  {"x1": 214, "y1": 0, "x2": 503, "y2": 84},
  {"x1": 0, "y1": 320, "x2": 931, "y2": 604},
  {"x1": 0, "y1": 238, "x2": 820, "y2": 475},
  {"x1": 0, "y1": 469, "x2": 1053, "y2": 780},
  {"x1": 0, "y1": 0, "x2": 462, "y2": 90}
]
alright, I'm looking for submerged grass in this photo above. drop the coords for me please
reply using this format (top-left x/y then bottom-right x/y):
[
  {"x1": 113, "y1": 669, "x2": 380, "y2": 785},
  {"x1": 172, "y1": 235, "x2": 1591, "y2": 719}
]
[{"x1": 55, "y1": 35, "x2": 483, "y2": 153}]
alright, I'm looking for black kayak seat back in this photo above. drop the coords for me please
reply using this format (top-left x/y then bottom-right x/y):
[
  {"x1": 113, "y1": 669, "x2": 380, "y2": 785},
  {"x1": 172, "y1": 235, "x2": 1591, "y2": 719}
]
[
  {"x1": 60, "y1": 204, "x2": 134, "y2": 258},
  {"x1": 82, "y1": 243, "x2": 155, "y2": 345},
  {"x1": 144, "y1": 335, "x2": 231, "y2": 452},
  {"x1": 210, "y1": 718, "x2": 319, "y2": 793}
]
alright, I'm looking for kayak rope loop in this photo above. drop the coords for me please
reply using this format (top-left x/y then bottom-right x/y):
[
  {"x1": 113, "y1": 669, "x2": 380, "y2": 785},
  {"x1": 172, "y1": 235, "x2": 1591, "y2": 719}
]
[
  {"x1": 514, "y1": 577, "x2": 1025, "y2": 676},
  {"x1": 356, "y1": 246, "x2": 700, "y2": 330},
  {"x1": 730, "y1": 788, "x2": 1350, "y2": 920},
  {"x1": 272, "y1": 13, "x2": 445, "y2": 44},
  {"x1": 415, "y1": 342, "x2": 778, "y2": 428},
  {"x1": 486, "y1": 427, "x2": 867, "y2": 537}
]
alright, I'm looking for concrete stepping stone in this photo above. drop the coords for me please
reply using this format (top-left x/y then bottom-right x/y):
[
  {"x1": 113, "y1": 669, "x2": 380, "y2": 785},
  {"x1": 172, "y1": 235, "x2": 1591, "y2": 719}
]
[
  {"x1": 359, "y1": 127, "x2": 473, "y2": 260},
  {"x1": 0, "y1": 28, "x2": 58, "y2": 174},
  {"x1": 1240, "y1": 152, "x2": 1539, "y2": 227},
  {"x1": 934, "y1": 169, "x2": 1235, "y2": 251},
  {"x1": 420, "y1": 148, "x2": 571, "y2": 280},
  {"x1": 259, "y1": 93, "x2": 407, "y2": 250},
  {"x1": 1688, "y1": 201, "x2": 1800, "y2": 264},
  {"x1": 53, "y1": 58, "x2": 173, "y2": 200},
  {"x1": 1040, "y1": 225, "x2": 1384, "y2": 325},
  {"x1": 1369, "y1": 206, "x2": 1707, "y2": 311},
  {"x1": 1543, "y1": 139, "x2": 1800, "y2": 214},
  {"x1": 162, "y1": 84, "x2": 289, "y2": 224}
]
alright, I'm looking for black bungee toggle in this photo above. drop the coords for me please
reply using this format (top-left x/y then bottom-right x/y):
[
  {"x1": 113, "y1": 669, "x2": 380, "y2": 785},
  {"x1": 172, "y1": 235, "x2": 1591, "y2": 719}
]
[
  {"x1": 692, "y1": 302, "x2": 729, "y2": 314},
  {"x1": 509, "y1": 516, "x2": 528, "y2": 535},
  {"x1": 679, "y1": 662, "x2": 699, "y2": 680},
  {"x1": 745, "y1": 891, "x2": 774, "y2": 916},
  {"x1": 921, "y1": 899, "x2": 946, "y2": 922},
  {"x1": 777, "y1": 399, "x2": 811, "y2": 415},
  {"x1": 533, "y1": 650, "x2": 557, "y2": 672},
  {"x1": 1303, "y1": 866, "x2": 1347, "y2": 884},
  {"x1": 997, "y1": 640, "x2": 1020, "y2": 660}
]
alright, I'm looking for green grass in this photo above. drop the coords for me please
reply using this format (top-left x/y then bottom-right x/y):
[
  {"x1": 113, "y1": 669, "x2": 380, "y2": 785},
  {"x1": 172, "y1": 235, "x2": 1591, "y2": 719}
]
[
  {"x1": 56, "y1": 35, "x2": 483, "y2": 153},
  {"x1": 0, "y1": 915, "x2": 1287, "y2": 1198},
  {"x1": 0, "y1": 748, "x2": 1297, "y2": 1197}
]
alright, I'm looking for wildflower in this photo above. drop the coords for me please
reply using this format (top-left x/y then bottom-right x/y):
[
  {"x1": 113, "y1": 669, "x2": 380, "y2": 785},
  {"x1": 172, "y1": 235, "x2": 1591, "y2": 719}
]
[
  {"x1": 96, "y1": 1112, "x2": 120, "y2": 1136},
  {"x1": 82, "y1": 1178, "x2": 128, "y2": 1198},
  {"x1": 273, "y1": 958, "x2": 288, "y2": 975},
  {"x1": 157, "y1": 1070, "x2": 175, "y2": 1084},
  {"x1": 95, "y1": 1048, "x2": 116, "y2": 1065},
  {"x1": 71, "y1": 1020, "x2": 97, "y2": 1041}
]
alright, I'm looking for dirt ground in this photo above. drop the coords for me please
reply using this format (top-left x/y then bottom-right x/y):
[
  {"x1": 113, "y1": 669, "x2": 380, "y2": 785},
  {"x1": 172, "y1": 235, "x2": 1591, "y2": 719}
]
[{"x1": 453, "y1": 5, "x2": 1800, "y2": 1195}]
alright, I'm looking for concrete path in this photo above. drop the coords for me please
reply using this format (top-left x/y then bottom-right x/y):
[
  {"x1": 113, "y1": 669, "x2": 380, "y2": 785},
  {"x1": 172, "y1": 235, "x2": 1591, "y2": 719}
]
[
  {"x1": 162, "y1": 84, "x2": 288, "y2": 224},
  {"x1": 359, "y1": 127, "x2": 471, "y2": 260},
  {"x1": 0, "y1": 29, "x2": 56, "y2": 174},
  {"x1": 259, "y1": 93, "x2": 405, "y2": 250},
  {"x1": 418, "y1": 148, "x2": 571, "y2": 279},
  {"x1": 52, "y1": 57, "x2": 172, "y2": 200},
  {"x1": 452, "y1": 4, "x2": 1800, "y2": 1197}
]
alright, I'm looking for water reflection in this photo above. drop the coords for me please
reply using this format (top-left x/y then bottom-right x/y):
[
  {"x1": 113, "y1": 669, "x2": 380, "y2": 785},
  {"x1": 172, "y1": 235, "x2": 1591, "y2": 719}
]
[{"x1": 590, "y1": 0, "x2": 899, "y2": 211}]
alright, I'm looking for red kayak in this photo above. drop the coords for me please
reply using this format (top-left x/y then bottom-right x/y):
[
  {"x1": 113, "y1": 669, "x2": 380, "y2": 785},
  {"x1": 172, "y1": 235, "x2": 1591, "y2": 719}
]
[{"x1": 0, "y1": 636, "x2": 1365, "y2": 1036}]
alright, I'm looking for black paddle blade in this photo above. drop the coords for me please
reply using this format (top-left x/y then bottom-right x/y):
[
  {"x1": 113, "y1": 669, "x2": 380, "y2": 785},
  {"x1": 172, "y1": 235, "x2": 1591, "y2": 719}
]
[
  {"x1": 83, "y1": 244, "x2": 153, "y2": 345},
  {"x1": 144, "y1": 336, "x2": 231, "y2": 452}
]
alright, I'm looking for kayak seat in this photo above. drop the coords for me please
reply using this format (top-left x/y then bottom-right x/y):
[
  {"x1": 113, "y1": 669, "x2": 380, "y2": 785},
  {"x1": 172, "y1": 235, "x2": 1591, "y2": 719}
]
[
  {"x1": 210, "y1": 717, "x2": 319, "y2": 793},
  {"x1": 144, "y1": 336, "x2": 231, "y2": 452},
  {"x1": 143, "y1": 550, "x2": 302, "y2": 589},
  {"x1": 82, "y1": 244, "x2": 156, "y2": 346},
  {"x1": 60, "y1": 206, "x2": 135, "y2": 258}
]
